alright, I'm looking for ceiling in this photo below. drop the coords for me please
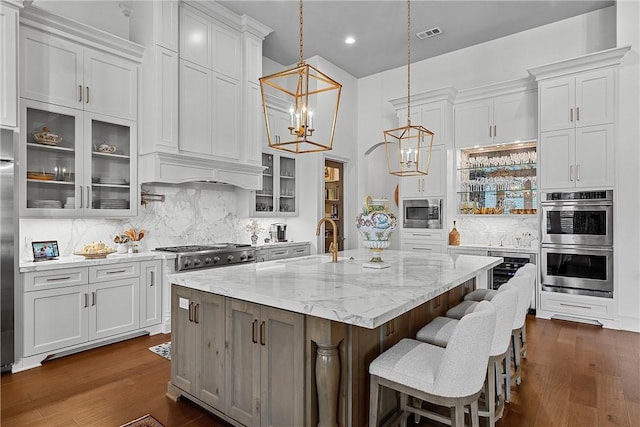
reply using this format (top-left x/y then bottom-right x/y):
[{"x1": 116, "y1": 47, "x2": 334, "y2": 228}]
[{"x1": 218, "y1": 0, "x2": 615, "y2": 78}]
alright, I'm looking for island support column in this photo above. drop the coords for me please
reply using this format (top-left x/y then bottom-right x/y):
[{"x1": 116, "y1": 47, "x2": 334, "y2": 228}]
[{"x1": 306, "y1": 317, "x2": 348, "y2": 427}]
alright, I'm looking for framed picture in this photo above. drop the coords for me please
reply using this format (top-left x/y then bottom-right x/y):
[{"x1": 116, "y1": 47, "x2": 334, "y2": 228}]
[{"x1": 32, "y1": 241, "x2": 60, "y2": 261}]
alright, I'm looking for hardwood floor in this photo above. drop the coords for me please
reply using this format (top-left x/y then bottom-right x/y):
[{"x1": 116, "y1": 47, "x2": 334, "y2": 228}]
[{"x1": 1, "y1": 316, "x2": 639, "y2": 426}]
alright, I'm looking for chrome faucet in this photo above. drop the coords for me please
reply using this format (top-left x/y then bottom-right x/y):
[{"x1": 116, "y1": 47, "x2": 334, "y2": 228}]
[{"x1": 316, "y1": 218, "x2": 339, "y2": 263}]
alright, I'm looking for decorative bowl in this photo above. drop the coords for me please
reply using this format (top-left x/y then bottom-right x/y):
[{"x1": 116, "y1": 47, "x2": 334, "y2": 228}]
[
  {"x1": 33, "y1": 127, "x2": 62, "y2": 146},
  {"x1": 73, "y1": 249, "x2": 116, "y2": 259},
  {"x1": 96, "y1": 143, "x2": 117, "y2": 153}
]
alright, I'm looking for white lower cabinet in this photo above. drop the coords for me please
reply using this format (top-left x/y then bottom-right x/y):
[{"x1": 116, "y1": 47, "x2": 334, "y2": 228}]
[
  {"x1": 22, "y1": 261, "x2": 161, "y2": 359},
  {"x1": 539, "y1": 292, "x2": 614, "y2": 321},
  {"x1": 400, "y1": 230, "x2": 446, "y2": 254}
]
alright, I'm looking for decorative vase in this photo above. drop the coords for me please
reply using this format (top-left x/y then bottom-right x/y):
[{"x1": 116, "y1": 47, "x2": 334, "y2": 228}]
[
  {"x1": 251, "y1": 234, "x2": 258, "y2": 245},
  {"x1": 128, "y1": 241, "x2": 140, "y2": 254},
  {"x1": 117, "y1": 243, "x2": 128, "y2": 254},
  {"x1": 355, "y1": 196, "x2": 397, "y2": 269}
]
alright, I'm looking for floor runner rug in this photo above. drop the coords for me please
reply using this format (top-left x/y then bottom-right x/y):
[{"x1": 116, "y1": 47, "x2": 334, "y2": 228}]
[
  {"x1": 120, "y1": 414, "x2": 165, "y2": 427},
  {"x1": 148, "y1": 342, "x2": 171, "y2": 360}
]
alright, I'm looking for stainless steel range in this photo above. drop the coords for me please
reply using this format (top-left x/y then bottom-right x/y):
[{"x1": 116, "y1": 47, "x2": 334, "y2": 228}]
[{"x1": 155, "y1": 244, "x2": 256, "y2": 271}]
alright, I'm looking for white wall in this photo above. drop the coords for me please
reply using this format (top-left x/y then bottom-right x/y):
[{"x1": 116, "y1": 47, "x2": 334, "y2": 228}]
[
  {"x1": 31, "y1": 0, "x2": 131, "y2": 39},
  {"x1": 615, "y1": 0, "x2": 640, "y2": 332}
]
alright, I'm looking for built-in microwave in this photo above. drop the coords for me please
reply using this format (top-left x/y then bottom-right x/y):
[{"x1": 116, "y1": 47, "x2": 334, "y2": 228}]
[{"x1": 402, "y1": 199, "x2": 443, "y2": 229}]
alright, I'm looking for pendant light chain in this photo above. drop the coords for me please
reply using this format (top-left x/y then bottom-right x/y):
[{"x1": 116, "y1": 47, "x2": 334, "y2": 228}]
[
  {"x1": 406, "y1": 0, "x2": 411, "y2": 127},
  {"x1": 299, "y1": 0, "x2": 304, "y2": 65}
]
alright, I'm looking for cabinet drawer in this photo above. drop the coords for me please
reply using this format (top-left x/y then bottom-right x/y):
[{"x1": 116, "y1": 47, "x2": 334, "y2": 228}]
[
  {"x1": 401, "y1": 230, "x2": 444, "y2": 240},
  {"x1": 89, "y1": 262, "x2": 139, "y2": 283},
  {"x1": 289, "y1": 245, "x2": 310, "y2": 258},
  {"x1": 540, "y1": 292, "x2": 614, "y2": 320},
  {"x1": 24, "y1": 267, "x2": 89, "y2": 292},
  {"x1": 400, "y1": 241, "x2": 446, "y2": 253},
  {"x1": 267, "y1": 247, "x2": 291, "y2": 260}
]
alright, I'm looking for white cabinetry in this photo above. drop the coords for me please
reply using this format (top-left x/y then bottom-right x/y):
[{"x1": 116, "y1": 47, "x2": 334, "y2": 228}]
[
  {"x1": 253, "y1": 151, "x2": 298, "y2": 216},
  {"x1": 20, "y1": 27, "x2": 138, "y2": 121},
  {"x1": 529, "y1": 48, "x2": 629, "y2": 191},
  {"x1": 0, "y1": 1, "x2": 20, "y2": 129},
  {"x1": 454, "y1": 88, "x2": 537, "y2": 148},
  {"x1": 400, "y1": 230, "x2": 446, "y2": 254},
  {"x1": 22, "y1": 262, "x2": 157, "y2": 359},
  {"x1": 140, "y1": 260, "x2": 162, "y2": 327},
  {"x1": 20, "y1": 99, "x2": 137, "y2": 217},
  {"x1": 399, "y1": 144, "x2": 446, "y2": 197}
]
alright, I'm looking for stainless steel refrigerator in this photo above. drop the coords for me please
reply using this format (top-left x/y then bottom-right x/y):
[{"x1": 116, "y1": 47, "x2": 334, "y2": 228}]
[{"x1": 1, "y1": 130, "x2": 16, "y2": 372}]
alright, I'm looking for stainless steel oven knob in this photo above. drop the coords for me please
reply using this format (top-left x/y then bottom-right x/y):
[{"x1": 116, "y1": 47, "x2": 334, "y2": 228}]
[
  {"x1": 193, "y1": 258, "x2": 201, "y2": 266},
  {"x1": 204, "y1": 257, "x2": 212, "y2": 265},
  {"x1": 240, "y1": 253, "x2": 248, "y2": 261},
  {"x1": 183, "y1": 259, "x2": 192, "y2": 268},
  {"x1": 227, "y1": 254, "x2": 235, "y2": 262},
  {"x1": 213, "y1": 256, "x2": 220, "y2": 263}
]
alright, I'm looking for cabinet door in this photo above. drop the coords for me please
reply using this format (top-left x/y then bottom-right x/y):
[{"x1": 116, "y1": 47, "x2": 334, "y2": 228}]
[
  {"x1": 225, "y1": 299, "x2": 261, "y2": 427},
  {"x1": 179, "y1": 4, "x2": 211, "y2": 68},
  {"x1": 84, "y1": 113, "x2": 137, "y2": 217},
  {"x1": 23, "y1": 285, "x2": 89, "y2": 356},
  {"x1": 421, "y1": 144, "x2": 446, "y2": 196},
  {"x1": 171, "y1": 285, "x2": 197, "y2": 393},
  {"x1": 539, "y1": 129, "x2": 575, "y2": 190},
  {"x1": 20, "y1": 28, "x2": 83, "y2": 110},
  {"x1": 260, "y1": 307, "x2": 304, "y2": 427},
  {"x1": 179, "y1": 59, "x2": 212, "y2": 156},
  {"x1": 212, "y1": 72, "x2": 240, "y2": 160},
  {"x1": 575, "y1": 125, "x2": 614, "y2": 188},
  {"x1": 195, "y1": 292, "x2": 226, "y2": 411},
  {"x1": 212, "y1": 24, "x2": 241, "y2": 80},
  {"x1": 493, "y1": 91, "x2": 537, "y2": 143},
  {"x1": 421, "y1": 102, "x2": 446, "y2": 146},
  {"x1": 575, "y1": 69, "x2": 615, "y2": 128},
  {"x1": 83, "y1": 48, "x2": 137, "y2": 120},
  {"x1": 245, "y1": 83, "x2": 263, "y2": 164},
  {"x1": 0, "y1": 4, "x2": 18, "y2": 127},
  {"x1": 140, "y1": 260, "x2": 162, "y2": 327},
  {"x1": 539, "y1": 77, "x2": 574, "y2": 132},
  {"x1": 399, "y1": 176, "x2": 422, "y2": 198},
  {"x1": 89, "y1": 277, "x2": 139, "y2": 340},
  {"x1": 454, "y1": 99, "x2": 493, "y2": 147},
  {"x1": 154, "y1": 0, "x2": 179, "y2": 51},
  {"x1": 21, "y1": 100, "x2": 84, "y2": 217},
  {"x1": 155, "y1": 46, "x2": 179, "y2": 151}
]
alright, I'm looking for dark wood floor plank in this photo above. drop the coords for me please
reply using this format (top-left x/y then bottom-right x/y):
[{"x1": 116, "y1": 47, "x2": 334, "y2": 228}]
[
  {"x1": 596, "y1": 373, "x2": 631, "y2": 427},
  {"x1": 567, "y1": 402, "x2": 598, "y2": 427}
]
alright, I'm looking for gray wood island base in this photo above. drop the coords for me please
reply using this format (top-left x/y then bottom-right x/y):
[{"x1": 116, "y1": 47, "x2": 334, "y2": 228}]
[{"x1": 165, "y1": 249, "x2": 501, "y2": 427}]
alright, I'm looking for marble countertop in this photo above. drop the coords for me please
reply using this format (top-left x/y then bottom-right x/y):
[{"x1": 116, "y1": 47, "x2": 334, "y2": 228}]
[
  {"x1": 254, "y1": 241, "x2": 311, "y2": 249},
  {"x1": 168, "y1": 248, "x2": 502, "y2": 329},
  {"x1": 448, "y1": 244, "x2": 538, "y2": 254},
  {"x1": 19, "y1": 251, "x2": 174, "y2": 273}
]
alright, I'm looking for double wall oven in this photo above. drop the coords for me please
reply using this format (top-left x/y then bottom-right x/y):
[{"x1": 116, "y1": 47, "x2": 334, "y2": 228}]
[{"x1": 541, "y1": 190, "x2": 613, "y2": 298}]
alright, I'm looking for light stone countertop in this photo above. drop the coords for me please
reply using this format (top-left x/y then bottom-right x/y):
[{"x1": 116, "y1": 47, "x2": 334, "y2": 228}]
[
  {"x1": 19, "y1": 251, "x2": 175, "y2": 273},
  {"x1": 168, "y1": 248, "x2": 502, "y2": 329},
  {"x1": 448, "y1": 244, "x2": 538, "y2": 254}
]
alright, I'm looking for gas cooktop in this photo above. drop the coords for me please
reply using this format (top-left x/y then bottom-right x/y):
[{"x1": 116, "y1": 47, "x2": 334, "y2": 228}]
[{"x1": 155, "y1": 244, "x2": 255, "y2": 271}]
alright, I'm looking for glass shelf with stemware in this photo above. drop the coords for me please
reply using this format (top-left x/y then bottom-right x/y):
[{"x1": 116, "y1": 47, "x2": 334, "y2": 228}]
[{"x1": 457, "y1": 141, "x2": 537, "y2": 216}]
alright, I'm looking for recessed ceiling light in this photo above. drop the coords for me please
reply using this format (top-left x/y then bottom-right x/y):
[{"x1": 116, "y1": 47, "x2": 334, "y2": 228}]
[{"x1": 345, "y1": 36, "x2": 355, "y2": 45}]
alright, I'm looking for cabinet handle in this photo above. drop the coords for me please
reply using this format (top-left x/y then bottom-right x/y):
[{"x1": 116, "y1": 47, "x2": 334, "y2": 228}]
[
  {"x1": 86, "y1": 86, "x2": 90, "y2": 103},
  {"x1": 560, "y1": 302, "x2": 591, "y2": 310},
  {"x1": 79, "y1": 85, "x2": 83, "y2": 102},
  {"x1": 46, "y1": 276, "x2": 71, "y2": 282},
  {"x1": 149, "y1": 271, "x2": 154, "y2": 287},
  {"x1": 86, "y1": 186, "x2": 90, "y2": 209},
  {"x1": 489, "y1": 125, "x2": 492, "y2": 137},
  {"x1": 79, "y1": 186, "x2": 83, "y2": 208},
  {"x1": 569, "y1": 165, "x2": 574, "y2": 182},
  {"x1": 91, "y1": 291, "x2": 96, "y2": 306},
  {"x1": 413, "y1": 247, "x2": 433, "y2": 251},
  {"x1": 493, "y1": 125, "x2": 497, "y2": 137},
  {"x1": 84, "y1": 293, "x2": 89, "y2": 308},
  {"x1": 570, "y1": 108, "x2": 573, "y2": 122},
  {"x1": 260, "y1": 321, "x2": 266, "y2": 346},
  {"x1": 576, "y1": 165, "x2": 580, "y2": 181},
  {"x1": 106, "y1": 269, "x2": 127, "y2": 274},
  {"x1": 194, "y1": 303, "x2": 199, "y2": 324},
  {"x1": 252, "y1": 319, "x2": 258, "y2": 343},
  {"x1": 188, "y1": 302, "x2": 193, "y2": 322},
  {"x1": 576, "y1": 107, "x2": 580, "y2": 121}
]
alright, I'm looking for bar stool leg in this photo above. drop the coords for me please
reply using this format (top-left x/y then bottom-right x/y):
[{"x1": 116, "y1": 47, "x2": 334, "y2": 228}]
[{"x1": 369, "y1": 376, "x2": 380, "y2": 427}]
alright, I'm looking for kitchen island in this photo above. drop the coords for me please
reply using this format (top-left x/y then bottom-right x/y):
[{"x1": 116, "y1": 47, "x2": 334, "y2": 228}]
[{"x1": 166, "y1": 249, "x2": 501, "y2": 427}]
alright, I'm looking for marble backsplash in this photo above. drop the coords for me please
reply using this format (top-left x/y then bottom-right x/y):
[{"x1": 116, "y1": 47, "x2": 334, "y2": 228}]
[
  {"x1": 451, "y1": 215, "x2": 540, "y2": 248},
  {"x1": 19, "y1": 183, "x2": 283, "y2": 262}
]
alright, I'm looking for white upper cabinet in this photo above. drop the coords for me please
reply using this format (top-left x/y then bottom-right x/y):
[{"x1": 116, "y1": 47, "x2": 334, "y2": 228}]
[
  {"x1": 455, "y1": 88, "x2": 537, "y2": 148},
  {"x1": 154, "y1": 0, "x2": 179, "y2": 52},
  {"x1": 212, "y1": 72, "x2": 240, "y2": 160},
  {"x1": 399, "y1": 144, "x2": 446, "y2": 198},
  {"x1": 213, "y1": 25, "x2": 241, "y2": 80},
  {"x1": 179, "y1": 59, "x2": 212, "y2": 156},
  {"x1": 0, "y1": 1, "x2": 20, "y2": 128},
  {"x1": 539, "y1": 69, "x2": 614, "y2": 132},
  {"x1": 179, "y1": 5, "x2": 211, "y2": 68},
  {"x1": 21, "y1": 27, "x2": 138, "y2": 121}
]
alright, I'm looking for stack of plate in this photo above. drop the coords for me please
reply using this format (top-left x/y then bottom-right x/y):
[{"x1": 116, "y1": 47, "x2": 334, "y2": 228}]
[
  {"x1": 27, "y1": 200, "x2": 62, "y2": 209},
  {"x1": 99, "y1": 178, "x2": 128, "y2": 185},
  {"x1": 97, "y1": 199, "x2": 129, "y2": 209}
]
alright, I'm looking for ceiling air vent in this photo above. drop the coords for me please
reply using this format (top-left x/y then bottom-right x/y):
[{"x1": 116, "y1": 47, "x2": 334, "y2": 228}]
[{"x1": 416, "y1": 27, "x2": 442, "y2": 40}]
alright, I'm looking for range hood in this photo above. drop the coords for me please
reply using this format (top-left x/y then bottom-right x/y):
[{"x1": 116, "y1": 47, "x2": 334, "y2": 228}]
[{"x1": 139, "y1": 152, "x2": 265, "y2": 190}]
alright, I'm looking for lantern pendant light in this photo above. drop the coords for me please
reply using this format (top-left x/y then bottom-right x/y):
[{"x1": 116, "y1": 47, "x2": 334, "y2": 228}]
[
  {"x1": 259, "y1": 0, "x2": 342, "y2": 154},
  {"x1": 384, "y1": 0, "x2": 434, "y2": 176}
]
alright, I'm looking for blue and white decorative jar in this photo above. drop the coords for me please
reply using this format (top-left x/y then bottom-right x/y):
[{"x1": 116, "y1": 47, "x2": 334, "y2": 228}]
[{"x1": 355, "y1": 196, "x2": 397, "y2": 268}]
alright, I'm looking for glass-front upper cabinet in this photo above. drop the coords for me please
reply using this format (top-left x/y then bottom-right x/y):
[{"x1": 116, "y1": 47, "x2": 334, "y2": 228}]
[
  {"x1": 457, "y1": 141, "x2": 537, "y2": 215},
  {"x1": 20, "y1": 100, "x2": 137, "y2": 217},
  {"x1": 253, "y1": 151, "x2": 297, "y2": 216}
]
